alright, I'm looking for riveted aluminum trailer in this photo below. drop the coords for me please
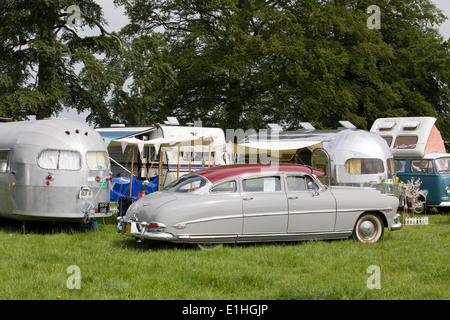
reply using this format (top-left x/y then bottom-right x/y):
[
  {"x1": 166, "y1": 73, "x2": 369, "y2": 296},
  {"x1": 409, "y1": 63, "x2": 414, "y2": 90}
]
[{"x1": 0, "y1": 119, "x2": 111, "y2": 222}]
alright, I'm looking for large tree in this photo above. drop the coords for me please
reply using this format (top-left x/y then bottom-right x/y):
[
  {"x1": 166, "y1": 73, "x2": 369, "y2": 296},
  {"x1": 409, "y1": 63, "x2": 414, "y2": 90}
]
[
  {"x1": 0, "y1": 0, "x2": 120, "y2": 123},
  {"x1": 117, "y1": 0, "x2": 449, "y2": 139},
  {"x1": 105, "y1": 29, "x2": 177, "y2": 126}
]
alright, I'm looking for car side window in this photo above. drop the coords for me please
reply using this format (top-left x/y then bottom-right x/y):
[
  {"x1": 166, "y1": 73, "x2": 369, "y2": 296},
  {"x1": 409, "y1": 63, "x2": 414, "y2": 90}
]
[
  {"x1": 287, "y1": 175, "x2": 318, "y2": 191},
  {"x1": 286, "y1": 176, "x2": 306, "y2": 191},
  {"x1": 242, "y1": 176, "x2": 281, "y2": 192},
  {"x1": 210, "y1": 181, "x2": 237, "y2": 193}
]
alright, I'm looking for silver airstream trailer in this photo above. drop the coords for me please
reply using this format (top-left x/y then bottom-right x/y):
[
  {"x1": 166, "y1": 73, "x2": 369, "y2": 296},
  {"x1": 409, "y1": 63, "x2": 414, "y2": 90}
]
[
  {"x1": 0, "y1": 119, "x2": 111, "y2": 222},
  {"x1": 237, "y1": 121, "x2": 395, "y2": 191}
]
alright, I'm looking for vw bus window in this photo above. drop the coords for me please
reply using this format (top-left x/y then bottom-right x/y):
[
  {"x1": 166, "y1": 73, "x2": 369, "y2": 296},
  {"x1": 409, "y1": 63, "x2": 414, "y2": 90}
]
[
  {"x1": 37, "y1": 150, "x2": 81, "y2": 170},
  {"x1": 436, "y1": 157, "x2": 450, "y2": 173},
  {"x1": 0, "y1": 151, "x2": 8, "y2": 172},
  {"x1": 394, "y1": 160, "x2": 406, "y2": 173},
  {"x1": 411, "y1": 160, "x2": 434, "y2": 174},
  {"x1": 86, "y1": 151, "x2": 109, "y2": 170},
  {"x1": 345, "y1": 158, "x2": 384, "y2": 174}
]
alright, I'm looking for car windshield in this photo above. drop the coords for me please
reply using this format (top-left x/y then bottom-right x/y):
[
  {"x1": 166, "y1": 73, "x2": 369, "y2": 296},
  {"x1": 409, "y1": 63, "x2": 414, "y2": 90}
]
[
  {"x1": 162, "y1": 174, "x2": 208, "y2": 193},
  {"x1": 435, "y1": 157, "x2": 450, "y2": 174}
]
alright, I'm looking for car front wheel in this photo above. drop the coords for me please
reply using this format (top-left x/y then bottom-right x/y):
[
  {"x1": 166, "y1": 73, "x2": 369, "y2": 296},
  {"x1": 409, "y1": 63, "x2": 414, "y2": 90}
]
[{"x1": 352, "y1": 213, "x2": 384, "y2": 243}]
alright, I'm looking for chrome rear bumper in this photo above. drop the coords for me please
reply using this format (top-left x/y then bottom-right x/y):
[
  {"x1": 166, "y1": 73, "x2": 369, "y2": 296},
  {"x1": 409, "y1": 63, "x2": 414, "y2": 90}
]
[{"x1": 117, "y1": 217, "x2": 174, "y2": 241}]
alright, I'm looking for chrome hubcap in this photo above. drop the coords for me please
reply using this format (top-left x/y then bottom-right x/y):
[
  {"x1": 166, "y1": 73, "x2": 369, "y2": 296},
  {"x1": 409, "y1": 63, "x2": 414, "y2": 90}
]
[{"x1": 359, "y1": 220, "x2": 376, "y2": 240}]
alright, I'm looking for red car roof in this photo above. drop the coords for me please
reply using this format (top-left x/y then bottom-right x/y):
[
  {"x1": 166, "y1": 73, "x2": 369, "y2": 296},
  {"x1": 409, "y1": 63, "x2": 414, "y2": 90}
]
[{"x1": 195, "y1": 164, "x2": 324, "y2": 183}]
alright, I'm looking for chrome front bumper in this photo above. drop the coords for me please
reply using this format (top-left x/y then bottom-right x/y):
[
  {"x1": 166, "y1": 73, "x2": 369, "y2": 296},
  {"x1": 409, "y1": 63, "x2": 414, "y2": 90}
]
[
  {"x1": 117, "y1": 217, "x2": 174, "y2": 241},
  {"x1": 390, "y1": 214, "x2": 403, "y2": 231}
]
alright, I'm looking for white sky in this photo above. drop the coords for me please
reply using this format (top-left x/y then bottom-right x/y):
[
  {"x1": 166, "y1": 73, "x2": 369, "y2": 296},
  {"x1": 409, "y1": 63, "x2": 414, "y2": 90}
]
[{"x1": 60, "y1": 0, "x2": 450, "y2": 124}]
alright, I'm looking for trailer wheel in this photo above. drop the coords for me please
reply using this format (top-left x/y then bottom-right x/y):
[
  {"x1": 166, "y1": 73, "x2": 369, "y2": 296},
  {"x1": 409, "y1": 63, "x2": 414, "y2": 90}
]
[{"x1": 352, "y1": 213, "x2": 384, "y2": 243}]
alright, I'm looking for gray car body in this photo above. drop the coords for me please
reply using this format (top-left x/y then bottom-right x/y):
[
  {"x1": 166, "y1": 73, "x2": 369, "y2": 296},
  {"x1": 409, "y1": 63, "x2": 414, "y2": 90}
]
[{"x1": 118, "y1": 168, "x2": 401, "y2": 244}]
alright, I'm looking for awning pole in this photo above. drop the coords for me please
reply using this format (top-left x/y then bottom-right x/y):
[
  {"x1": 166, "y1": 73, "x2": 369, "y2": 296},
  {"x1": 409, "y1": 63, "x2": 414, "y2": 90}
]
[
  {"x1": 129, "y1": 146, "x2": 134, "y2": 197},
  {"x1": 189, "y1": 143, "x2": 192, "y2": 173},
  {"x1": 208, "y1": 137, "x2": 212, "y2": 168},
  {"x1": 177, "y1": 144, "x2": 181, "y2": 178},
  {"x1": 158, "y1": 145, "x2": 163, "y2": 190}
]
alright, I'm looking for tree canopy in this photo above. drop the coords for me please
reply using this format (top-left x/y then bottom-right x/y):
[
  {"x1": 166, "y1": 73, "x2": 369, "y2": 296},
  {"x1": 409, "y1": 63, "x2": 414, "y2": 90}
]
[
  {"x1": 1, "y1": 0, "x2": 449, "y2": 144},
  {"x1": 0, "y1": 0, "x2": 120, "y2": 122}
]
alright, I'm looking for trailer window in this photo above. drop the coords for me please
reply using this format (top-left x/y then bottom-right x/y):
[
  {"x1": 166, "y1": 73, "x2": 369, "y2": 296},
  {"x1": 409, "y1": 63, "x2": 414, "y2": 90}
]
[
  {"x1": 0, "y1": 150, "x2": 9, "y2": 172},
  {"x1": 393, "y1": 136, "x2": 418, "y2": 149},
  {"x1": 345, "y1": 158, "x2": 384, "y2": 175},
  {"x1": 86, "y1": 151, "x2": 109, "y2": 170},
  {"x1": 37, "y1": 150, "x2": 81, "y2": 170}
]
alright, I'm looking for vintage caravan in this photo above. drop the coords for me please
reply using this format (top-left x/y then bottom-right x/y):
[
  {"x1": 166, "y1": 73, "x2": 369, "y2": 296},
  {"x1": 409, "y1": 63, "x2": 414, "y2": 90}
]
[
  {"x1": 371, "y1": 117, "x2": 449, "y2": 212},
  {"x1": 237, "y1": 121, "x2": 395, "y2": 191},
  {"x1": 0, "y1": 119, "x2": 111, "y2": 222},
  {"x1": 148, "y1": 121, "x2": 229, "y2": 186},
  {"x1": 96, "y1": 117, "x2": 230, "y2": 199}
]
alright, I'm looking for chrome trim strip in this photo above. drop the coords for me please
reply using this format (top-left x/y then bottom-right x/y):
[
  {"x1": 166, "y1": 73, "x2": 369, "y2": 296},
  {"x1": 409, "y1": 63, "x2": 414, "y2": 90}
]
[
  {"x1": 243, "y1": 211, "x2": 287, "y2": 218},
  {"x1": 335, "y1": 207, "x2": 393, "y2": 213},
  {"x1": 177, "y1": 231, "x2": 352, "y2": 243},
  {"x1": 173, "y1": 214, "x2": 243, "y2": 229}
]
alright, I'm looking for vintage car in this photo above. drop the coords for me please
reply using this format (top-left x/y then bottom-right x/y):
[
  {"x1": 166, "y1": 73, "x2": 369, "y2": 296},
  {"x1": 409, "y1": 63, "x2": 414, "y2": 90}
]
[{"x1": 117, "y1": 164, "x2": 402, "y2": 248}]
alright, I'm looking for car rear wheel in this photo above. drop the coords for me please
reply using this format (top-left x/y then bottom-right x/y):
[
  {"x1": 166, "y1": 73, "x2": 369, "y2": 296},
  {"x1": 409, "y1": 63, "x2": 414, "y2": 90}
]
[{"x1": 353, "y1": 213, "x2": 384, "y2": 243}]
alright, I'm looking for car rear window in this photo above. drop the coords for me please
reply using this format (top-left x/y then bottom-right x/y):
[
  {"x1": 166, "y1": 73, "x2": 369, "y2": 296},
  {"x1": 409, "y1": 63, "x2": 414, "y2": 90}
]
[
  {"x1": 163, "y1": 174, "x2": 207, "y2": 193},
  {"x1": 210, "y1": 181, "x2": 237, "y2": 193}
]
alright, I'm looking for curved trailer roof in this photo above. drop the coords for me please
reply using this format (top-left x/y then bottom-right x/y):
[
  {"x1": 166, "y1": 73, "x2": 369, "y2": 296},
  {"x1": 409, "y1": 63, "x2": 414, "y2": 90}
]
[{"x1": 0, "y1": 118, "x2": 106, "y2": 155}]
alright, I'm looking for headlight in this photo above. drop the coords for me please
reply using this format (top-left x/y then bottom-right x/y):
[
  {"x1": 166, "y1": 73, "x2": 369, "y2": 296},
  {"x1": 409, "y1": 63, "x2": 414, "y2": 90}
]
[{"x1": 446, "y1": 186, "x2": 450, "y2": 194}]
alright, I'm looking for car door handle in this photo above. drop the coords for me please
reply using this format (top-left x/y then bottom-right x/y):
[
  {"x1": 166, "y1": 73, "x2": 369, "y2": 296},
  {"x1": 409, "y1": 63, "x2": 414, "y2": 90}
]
[
  {"x1": 288, "y1": 196, "x2": 298, "y2": 200},
  {"x1": 242, "y1": 197, "x2": 254, "y2": 201}
]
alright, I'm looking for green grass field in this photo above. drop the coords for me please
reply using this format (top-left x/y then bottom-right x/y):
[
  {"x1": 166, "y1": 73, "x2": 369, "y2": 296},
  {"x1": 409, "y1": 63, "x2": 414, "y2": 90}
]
[{"x1": 0, "y1": 213, "x2": 448, "y2": 300}]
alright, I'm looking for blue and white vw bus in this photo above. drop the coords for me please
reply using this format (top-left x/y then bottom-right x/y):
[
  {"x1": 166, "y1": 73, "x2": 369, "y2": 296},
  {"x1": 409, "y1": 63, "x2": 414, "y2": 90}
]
[{"x1": 394, "y1": 153, "x2": 450, "y2": 213}]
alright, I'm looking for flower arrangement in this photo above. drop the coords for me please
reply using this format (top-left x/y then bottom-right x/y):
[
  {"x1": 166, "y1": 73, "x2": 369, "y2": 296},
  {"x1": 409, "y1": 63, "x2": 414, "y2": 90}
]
[{"x1": 401, "y1": 178, "x2": 422, "y2": 215}]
